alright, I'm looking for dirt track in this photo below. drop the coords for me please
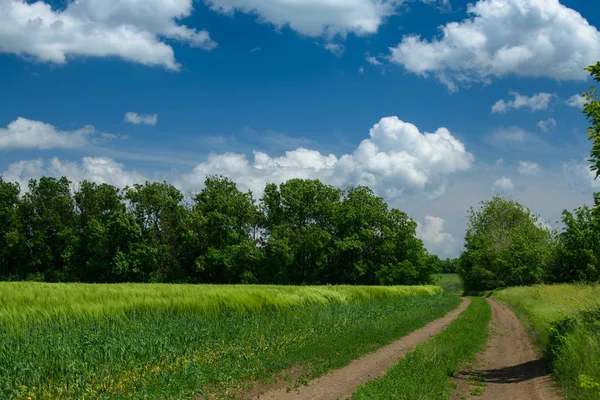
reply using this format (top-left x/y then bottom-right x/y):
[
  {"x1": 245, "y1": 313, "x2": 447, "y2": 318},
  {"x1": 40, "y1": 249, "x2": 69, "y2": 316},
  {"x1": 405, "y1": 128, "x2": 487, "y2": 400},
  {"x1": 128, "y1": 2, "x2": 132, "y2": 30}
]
[
  {"x1": 253, "y1": 297, "x2": 471, "y2": 400},
  {"x1": 452, "y1": 298, "x2": 563, "y2": 400}
]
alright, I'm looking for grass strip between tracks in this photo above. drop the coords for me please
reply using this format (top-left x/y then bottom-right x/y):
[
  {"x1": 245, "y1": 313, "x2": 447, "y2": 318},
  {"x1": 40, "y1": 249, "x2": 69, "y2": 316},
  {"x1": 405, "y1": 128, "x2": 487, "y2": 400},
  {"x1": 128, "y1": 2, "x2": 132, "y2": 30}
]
[{"x1": 351, "y1": 297, "x2": 491, "y2": 400}]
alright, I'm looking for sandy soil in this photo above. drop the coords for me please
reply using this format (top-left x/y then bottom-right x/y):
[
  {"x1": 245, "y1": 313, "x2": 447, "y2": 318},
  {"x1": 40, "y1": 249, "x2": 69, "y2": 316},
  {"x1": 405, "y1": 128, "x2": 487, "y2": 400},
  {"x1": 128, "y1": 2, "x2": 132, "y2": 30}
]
[
  {"x1": 252, "y1": 297, "x2": 471, "y2": 400},
  {"x1": 452, "y1": 298, "x2": 563, "y2": 400}
]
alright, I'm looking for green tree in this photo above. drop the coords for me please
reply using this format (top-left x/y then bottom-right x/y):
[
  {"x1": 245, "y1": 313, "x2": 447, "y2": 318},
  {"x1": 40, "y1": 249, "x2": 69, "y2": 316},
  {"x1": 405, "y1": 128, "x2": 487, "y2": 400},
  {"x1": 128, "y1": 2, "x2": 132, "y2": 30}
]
[
  {"x1": 20, "y1": 177, "x2": 77, "y2": 281},
  {"x1": 191, "y1": 175, "x2": 261, "y2": 283},
  {"x1": 0, "y1": 177, "x2": 26, "y2": 279},
  {"x1": 125, "y1": 181, "x2": 187, "y2": 281},
  {"x1": 261, "y1": 179, "x2": 340, "y2": 283},
  {"x1": 552, "y1": 205, "x2": 600, "y2": 283},
  {"x1": 73, "y1": 181, "x2": 126, "y2": 282},
  {"x1": 458, "y1": 196, "x2": 553, "y2": 291},
  {"x1": 583, "y1": 62, "x2": 600, "y2": 179}
]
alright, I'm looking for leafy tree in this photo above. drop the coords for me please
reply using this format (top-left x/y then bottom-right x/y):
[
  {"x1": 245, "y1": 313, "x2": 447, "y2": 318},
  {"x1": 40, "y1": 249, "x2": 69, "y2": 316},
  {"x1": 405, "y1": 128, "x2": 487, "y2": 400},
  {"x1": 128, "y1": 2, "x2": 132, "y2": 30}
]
[
  {"x1": 551, "y1": 205, "x2": 600, "y2": 283},
  {"x1": 261, "y1": 179, "x2": 340, "y2": 283},
  {"x1": 20, "y1": 177, "x2": 77, "y2": 281},
  {"x1": 125, "y1": 181, "x2": 187, "y2": 281},
  {"x1": 0, "y1": 178, "x2": 26, "y2": 279},
  {"x1": 583, "y1": 62, "x2": 600, "y2": 179},
  {"x1": 458, "y1": 196, "x2": 553, "y2": 291},
  {"x1": 73, "y1": 181, "x2": 126, "y2": 282},
  {"x1": 192, "y1": 175, "x2": 261, "y2": 283}
]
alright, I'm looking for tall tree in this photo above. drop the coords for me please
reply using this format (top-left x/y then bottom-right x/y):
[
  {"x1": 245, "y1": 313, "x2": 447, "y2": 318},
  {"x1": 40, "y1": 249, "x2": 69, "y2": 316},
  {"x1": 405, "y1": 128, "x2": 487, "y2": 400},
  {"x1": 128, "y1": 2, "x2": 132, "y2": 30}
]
[
  {"x1": 20, "y1": 177, "x2": 77, "y2": 281},
  {"x1": 583, "y1": 62, "x2": 600, "y2": 181},
  {"x1": 192, "y1": 175, "x2": 261, "y2": 283},
  {"x1": 0, "y1": 178, "x2": 25, "y2": 279},
  {"x1": 458, "y1": 196, "x2": 553, "y2": 291}
]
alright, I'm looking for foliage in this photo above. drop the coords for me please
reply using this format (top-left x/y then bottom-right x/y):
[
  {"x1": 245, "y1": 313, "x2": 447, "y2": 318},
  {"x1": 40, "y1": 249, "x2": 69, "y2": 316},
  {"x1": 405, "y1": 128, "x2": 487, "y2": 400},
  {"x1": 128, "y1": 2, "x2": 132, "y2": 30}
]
[
  {"x1": 458, "y1": 195, "x2": 553, "y2": 291},
  {"x1": 433, "y1": 273, "x2": 463, "y2": 294},
  {"x1": 351, "y1": 297, "x2": 491, "y2": 399},
  {"x1": 494, "y1": 284, "x2": 600, "y2": 400},
  {"x1": 583, "y1": 62, "x2": 600, "y2": 179},
  {"x1": 551, "y1": 205, "x2": 600, "y2": 283},
  {"x1": 0, "y1": 283, "x2": 457, "y2": 399},
  {"x1": 0, "y1": 175, "x2": 436, "y2": 285}
]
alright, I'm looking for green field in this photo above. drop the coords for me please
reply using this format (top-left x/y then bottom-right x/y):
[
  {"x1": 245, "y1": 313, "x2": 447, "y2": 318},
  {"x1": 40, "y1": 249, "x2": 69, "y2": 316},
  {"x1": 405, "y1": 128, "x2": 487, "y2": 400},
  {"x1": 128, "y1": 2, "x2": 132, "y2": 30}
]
[
  {"x1": 433, "y1": 273, "x2": 463, "y2": 294},
  {"x1": 0, "y1": 283, "x2": 458, "y2": 400},
  {"x1": 494, "y1": 284, "x2": 600, "y2": 399},
  {"x1": 351, "y1": 297, "x2": 491, "y2": 399}
]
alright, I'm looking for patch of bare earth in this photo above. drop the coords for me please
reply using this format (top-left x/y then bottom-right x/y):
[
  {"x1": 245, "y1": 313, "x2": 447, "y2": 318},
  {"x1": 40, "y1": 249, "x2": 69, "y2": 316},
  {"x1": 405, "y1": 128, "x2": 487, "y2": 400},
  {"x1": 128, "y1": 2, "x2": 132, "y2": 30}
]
[
  {"x1": 452, "y1": 298, "x2": 563, "y2": 400},
  {"x1": 250, "y1": 297, "x2": 471, "y2": 400}
]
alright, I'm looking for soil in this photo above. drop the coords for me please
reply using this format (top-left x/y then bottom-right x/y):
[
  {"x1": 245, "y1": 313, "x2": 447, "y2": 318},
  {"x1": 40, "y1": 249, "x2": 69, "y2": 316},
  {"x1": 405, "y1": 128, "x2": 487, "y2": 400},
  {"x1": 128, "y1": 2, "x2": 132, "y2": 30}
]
[
  {"x1": 251, "y1": 297, "x2": 472, "y2": 400},
  {"x1": 451, "y1": 298, "x2": 563, "y2": 400}
]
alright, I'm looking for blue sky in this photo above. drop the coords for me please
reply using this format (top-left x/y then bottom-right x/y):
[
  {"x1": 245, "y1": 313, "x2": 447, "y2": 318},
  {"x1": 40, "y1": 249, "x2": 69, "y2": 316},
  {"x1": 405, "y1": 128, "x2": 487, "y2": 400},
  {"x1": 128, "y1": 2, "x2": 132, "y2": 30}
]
[{"x1": 1, "y1": 0, "x2": 600, "y2": 257}]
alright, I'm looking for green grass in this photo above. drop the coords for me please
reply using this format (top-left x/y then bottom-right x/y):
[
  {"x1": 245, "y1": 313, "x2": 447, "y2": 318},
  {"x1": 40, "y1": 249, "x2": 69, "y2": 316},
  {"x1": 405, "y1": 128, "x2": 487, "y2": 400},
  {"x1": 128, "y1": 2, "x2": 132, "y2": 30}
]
[
  {"x1": 494, "y1": 284, "x2": 600, "y2": 400},
  {"x1": 0, "y1": 283, "x2": 459, "y2": 399},
  {"x1": 433, "y1": 273, "x2": 463, "y2": 294},
  {"x1": 350, "y1": 297, "x2": 491, "y2": 400}
]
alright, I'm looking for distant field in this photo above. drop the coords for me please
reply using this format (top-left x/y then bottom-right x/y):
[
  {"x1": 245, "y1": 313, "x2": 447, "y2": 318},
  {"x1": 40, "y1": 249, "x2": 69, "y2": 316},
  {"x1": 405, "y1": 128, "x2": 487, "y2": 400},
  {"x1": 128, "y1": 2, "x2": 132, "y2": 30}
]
[
  {"x1": 433, "y1": 273, "x2": 463, "y2": 294},
  {"x1": 0, "y1": 283, "x2": 458, "y2": 399},
  {"x1": 494, "y1": 284, "x2": 600, "y2": 400}
]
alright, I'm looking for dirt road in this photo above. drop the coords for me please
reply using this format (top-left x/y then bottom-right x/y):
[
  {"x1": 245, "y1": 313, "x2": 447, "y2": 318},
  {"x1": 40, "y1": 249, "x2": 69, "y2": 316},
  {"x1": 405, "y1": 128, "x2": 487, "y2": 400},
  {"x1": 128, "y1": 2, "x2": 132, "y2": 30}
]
[
  {"x1": 452, "y1": 298, "x2": 562, "y2": 400},
  {"x1": 253, "y1": 298, "x2": 471, "y2": 400}
]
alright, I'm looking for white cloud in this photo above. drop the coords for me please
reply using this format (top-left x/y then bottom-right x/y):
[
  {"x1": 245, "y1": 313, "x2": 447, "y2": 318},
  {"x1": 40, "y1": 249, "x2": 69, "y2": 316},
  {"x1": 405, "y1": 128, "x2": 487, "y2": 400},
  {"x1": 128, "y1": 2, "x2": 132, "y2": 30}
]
[
  {"x1": 389, "y1": 0, "x2": 600, "y2": 90},
  {"x1": 563, "y1": 160, "x2": 600, "y2": 193},
  {"x1": 491, "y1": 91, "x2": 555, "y2": 114},
  {"x1": 124, "y1": 112, "x2": 158, "y2": 126},
  {"x1": 2, "y1": 157, "x2": 146, "y2": 190},
  {"x1": 518, "y1": 161, "x2": 541, "y2": 176},
  {"x1": 537, "y1": 118, "x2": 557, "y2": 133},
  {"x1": 323, "y1": 43, "x2": 345, "y2": 57},
  {"x1": 493, "y1": 177, "x2": 514, "y2": 190},
  {"x1": 417, "y1": 215, "x2": 457, "y2": 258},
  {"x1": 565, "y1": 93, "x2": 587, "y2": 109},
  {"x1": 0, "y1": 0, "x2": 216, "y2": 71},
  {"x1": 0, "y1": 117, "x2": 95, "y2": 149},
  {"x1": 359, "y1": 66, "x2": 365, "y2": 74},
  {"x1": 366, "y1": 56, "x2": 382, "y2": 66},
  {"x1": 179, "y1": 116, "x2": 475, "y2": 200},
  {"x1": 205, "y1": 0, "x2": 400, "y2": 38}
]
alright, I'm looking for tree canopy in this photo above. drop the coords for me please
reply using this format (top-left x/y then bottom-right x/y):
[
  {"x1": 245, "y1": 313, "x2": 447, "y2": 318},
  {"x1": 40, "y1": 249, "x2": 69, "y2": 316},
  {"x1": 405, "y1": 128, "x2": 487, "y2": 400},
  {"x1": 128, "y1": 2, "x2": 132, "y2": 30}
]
[{"x1": 0, "y1": 175, "x2": 438, "y2": 285}]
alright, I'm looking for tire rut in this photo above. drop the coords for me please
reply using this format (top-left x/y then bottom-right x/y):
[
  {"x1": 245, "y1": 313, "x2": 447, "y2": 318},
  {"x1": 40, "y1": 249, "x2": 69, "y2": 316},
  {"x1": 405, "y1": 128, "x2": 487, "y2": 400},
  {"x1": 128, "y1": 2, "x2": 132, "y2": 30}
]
[
  {"x1": 452, "y1": 298, "x2": 563, "y2": 400},
  {"x1": 253, "y1": 297, "x2": 471, "y2": 400}
]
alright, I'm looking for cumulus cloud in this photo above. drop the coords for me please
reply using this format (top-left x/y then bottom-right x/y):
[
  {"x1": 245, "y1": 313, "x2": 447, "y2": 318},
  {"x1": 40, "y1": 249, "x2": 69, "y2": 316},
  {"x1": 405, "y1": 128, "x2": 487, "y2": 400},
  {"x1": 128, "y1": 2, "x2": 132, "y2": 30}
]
[
  {"x1": 124, "y1": 112, "x2": 158, "y2": 126},
  {"x1": 389, "y1": 0, "x2": 600, "y2": 90},
  {"x1": 416, "y1": 215, "x2": 457, "y2": 258},
  {"x1": 179, "y1": 116, "x2": 475, "y2": 200},
  {"x1": 563, "y1": 160, "x2": 600, "y2": 193},
  {"x1": 0, "y1": 117, "x2": 96, "y2": 149},
  {"x1": 493, "y1": 177, "x2": 514, "y2": 190},
  {"x1": 2, "y1": 157, "x2": 146, "y2": 190},
  {"x1": 491, "y1": 91, "x2": 555, "y2": 114},
  {"x1": 205, "y1": 0, "x2": 399, "y2": 38},
  {"x1": 0, "y1": 0, "x2": 216, "y2": 71},
  {"x1": 518, "y1": 161, "x2": 541, "y2": 176},
  {"x1": 565, "y1": 94, "x2": 587, "y2": 109},
  {"x1": 359, "y1": 66, "x2": 365, "y2": 74},
  {"x1": 537, "y1": 118, "x2": 557, "y2": 133}
]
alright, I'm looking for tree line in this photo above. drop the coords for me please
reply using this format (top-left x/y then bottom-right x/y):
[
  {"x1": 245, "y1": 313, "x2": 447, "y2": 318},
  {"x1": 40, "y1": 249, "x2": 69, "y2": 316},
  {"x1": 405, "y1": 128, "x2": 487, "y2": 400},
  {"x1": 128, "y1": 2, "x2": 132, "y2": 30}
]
[
  {"x1": 458, "y1": 62, "x2": 600, "y2": 291},
  {"x1": 0, "y1": 175, "x2": 440, "y2": 284}
]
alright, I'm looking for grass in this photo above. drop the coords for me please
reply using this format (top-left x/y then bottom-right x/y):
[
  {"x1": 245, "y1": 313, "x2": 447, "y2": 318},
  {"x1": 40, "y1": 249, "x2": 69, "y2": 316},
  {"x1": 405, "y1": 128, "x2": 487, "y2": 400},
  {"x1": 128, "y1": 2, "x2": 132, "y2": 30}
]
[
  {"x1": 0, "y1": 283, "x2": 458, "y2": 399},
  {"x1": 350, "y1": 297, "x2": 491, "y2": 400},
  {"x1": 494, "y1": 284, "x2": 600, "y2": 400},
  {"x1": 433, "y1": 273, "x2": 463, "y2": 295}
]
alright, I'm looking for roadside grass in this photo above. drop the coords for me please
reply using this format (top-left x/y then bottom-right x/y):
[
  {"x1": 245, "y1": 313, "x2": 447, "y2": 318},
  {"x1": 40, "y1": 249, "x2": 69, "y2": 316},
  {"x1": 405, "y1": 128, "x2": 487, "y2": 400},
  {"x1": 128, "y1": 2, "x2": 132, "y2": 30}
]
[
  {"x1": 350, "y1": 297, "x2": 491, "y2": 400},
  {"x1": 0, "y1": 283, "x2": 459, "y2": 400},
  {"x1": 433, "y1": 273, "x2": 463, "y2": 295},
  {"x1": 494, "y1": 284, "x2": 600, "y2": 400}
]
